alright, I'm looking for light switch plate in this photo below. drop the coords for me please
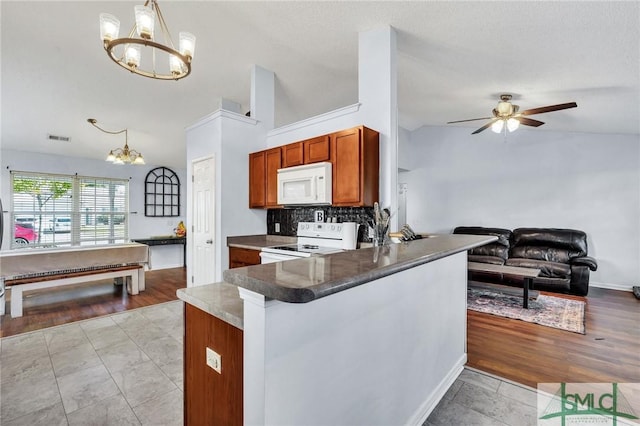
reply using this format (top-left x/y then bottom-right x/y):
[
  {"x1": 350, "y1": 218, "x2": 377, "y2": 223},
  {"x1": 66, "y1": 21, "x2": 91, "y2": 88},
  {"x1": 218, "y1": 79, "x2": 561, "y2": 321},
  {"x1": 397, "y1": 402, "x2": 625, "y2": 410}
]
[{"x1": 206, "y1": 347, "x2": 222, "y2": 374}]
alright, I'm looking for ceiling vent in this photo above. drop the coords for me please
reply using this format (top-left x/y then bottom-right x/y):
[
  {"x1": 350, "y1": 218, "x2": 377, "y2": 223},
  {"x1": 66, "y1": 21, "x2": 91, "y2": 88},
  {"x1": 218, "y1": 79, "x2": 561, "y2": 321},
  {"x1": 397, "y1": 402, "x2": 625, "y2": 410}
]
[{"x1": 47, "y1": 134, "x2": 71, "y2": 142}]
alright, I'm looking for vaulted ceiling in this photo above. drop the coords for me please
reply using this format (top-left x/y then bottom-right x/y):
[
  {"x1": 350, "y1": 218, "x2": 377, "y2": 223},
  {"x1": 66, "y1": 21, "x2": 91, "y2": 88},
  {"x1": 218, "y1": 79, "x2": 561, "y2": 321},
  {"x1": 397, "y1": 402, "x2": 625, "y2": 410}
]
[{"x1": 2, "y1": 1, "x2": 638, "y2": 168}]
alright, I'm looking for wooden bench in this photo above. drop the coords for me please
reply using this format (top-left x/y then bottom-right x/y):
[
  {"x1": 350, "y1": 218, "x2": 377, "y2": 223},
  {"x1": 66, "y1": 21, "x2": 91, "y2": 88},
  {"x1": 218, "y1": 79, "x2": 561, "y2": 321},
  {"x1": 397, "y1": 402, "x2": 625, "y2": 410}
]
[
  {"x1": 4, "y1": 264, "x2": 145, "y2": 318},
  {"x1": 0, "y1": 243, "x2": 149, "y2": 318},
  {"x1": 467, "y1": 262, "x2": 541, "y2": 309}
]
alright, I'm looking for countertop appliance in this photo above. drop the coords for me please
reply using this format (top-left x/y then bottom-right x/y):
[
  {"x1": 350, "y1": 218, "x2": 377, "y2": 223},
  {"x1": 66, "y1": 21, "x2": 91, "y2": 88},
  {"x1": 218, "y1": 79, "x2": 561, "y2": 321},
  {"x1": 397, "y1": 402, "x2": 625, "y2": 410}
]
[
  {"x1": 277, "y1": 162, "x2": 332, "y2": 206},
  {"x1": 260, "y1": 221, "x2": 357, "y2": 264}
]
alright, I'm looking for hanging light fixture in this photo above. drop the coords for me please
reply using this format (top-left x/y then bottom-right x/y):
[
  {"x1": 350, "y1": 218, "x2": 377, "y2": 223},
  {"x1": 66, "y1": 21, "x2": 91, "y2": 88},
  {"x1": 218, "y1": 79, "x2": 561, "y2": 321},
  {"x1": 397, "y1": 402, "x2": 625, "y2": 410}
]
[
  {"x1": 99, "y1": 0, "x2": 195, "y2": 80},
  {"x1": 491, "y1": 118, "x2": 521, "y2": 134},
  {"x1": 88, "y1": 119, "x2": 146, "y2": 165}
]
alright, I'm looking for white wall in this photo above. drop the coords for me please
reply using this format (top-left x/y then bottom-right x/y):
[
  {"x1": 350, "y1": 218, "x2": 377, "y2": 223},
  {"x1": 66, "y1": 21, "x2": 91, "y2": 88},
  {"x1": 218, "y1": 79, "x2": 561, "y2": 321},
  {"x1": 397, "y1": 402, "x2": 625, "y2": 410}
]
[
  {"x1": 186, "y1": 110, "x2": 267, "y2": 283},
  {"x1": 266, "y1": 27, "x2": 399, "y2": 216},
  {"x1": 401, "y1": 126, "x2": 640, "y2": 290},
  {"x1": 1, "y1": 149, "x2": 187, "y2": 269}
]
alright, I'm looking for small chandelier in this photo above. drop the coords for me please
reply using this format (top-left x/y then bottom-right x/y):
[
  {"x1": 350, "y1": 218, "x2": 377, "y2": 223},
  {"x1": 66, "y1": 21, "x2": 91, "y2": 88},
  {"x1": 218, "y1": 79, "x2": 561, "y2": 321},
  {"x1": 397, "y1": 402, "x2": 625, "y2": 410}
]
[
  {"x1": 88, "y1": 119, "x2": 146, "y2": 165},
  {"x1": 99, "y1": 0, "x2": 195, "y2": 80}
]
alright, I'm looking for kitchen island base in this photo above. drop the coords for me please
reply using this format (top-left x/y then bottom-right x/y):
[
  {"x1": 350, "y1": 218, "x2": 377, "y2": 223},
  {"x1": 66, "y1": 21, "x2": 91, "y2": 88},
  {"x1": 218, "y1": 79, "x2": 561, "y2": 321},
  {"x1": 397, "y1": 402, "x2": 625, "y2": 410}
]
[{"x1": 240, "y1": 250, "x2": 468, "y2": 425}]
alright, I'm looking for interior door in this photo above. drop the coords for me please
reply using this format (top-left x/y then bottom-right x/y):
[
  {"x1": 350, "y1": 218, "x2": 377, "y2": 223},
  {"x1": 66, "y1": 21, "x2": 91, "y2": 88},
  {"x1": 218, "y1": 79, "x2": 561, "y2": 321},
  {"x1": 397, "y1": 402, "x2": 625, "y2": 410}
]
[{"x1": 192, "y1": 156, "x2": 215, "y2": 286}]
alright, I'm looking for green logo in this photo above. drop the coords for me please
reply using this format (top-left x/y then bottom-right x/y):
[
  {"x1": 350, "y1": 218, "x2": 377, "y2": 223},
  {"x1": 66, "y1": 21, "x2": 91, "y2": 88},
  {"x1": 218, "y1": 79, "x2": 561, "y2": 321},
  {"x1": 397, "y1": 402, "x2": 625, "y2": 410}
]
[{"x1": 539, "y1": 383, "x2": 639, "y2": 425}]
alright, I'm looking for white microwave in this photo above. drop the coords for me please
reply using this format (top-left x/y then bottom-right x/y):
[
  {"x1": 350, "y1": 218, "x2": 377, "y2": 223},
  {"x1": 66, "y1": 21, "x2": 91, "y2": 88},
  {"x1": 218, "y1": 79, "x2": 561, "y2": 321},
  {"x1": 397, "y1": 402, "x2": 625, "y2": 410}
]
[{"x1": 277, "y1": 162, "x2": 332, "y2": 206}]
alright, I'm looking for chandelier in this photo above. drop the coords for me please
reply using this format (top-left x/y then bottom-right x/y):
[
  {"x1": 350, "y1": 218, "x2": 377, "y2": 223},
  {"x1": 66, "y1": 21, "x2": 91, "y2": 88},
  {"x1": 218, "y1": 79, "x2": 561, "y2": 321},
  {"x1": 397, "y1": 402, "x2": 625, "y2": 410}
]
[
  {"x1": 88, "y1": 119, "x2": 145, "y2": 165},
  {"x1": 99, "y1": 0, "x2": 195, "y2": 80}
]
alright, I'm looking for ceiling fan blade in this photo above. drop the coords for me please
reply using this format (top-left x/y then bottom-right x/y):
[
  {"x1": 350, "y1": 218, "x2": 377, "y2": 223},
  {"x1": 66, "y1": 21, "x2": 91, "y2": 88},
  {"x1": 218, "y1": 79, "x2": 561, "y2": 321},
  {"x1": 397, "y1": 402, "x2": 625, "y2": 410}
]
[
  {"x1": 520, "y1": 102, "x2": 577, "y2": 116},
  {"x1": 447, "y1": 117, "x2": 493, "y2": 124},
  {"x1": 471, "y1": 120, "x2": 496, "y2": 134},
  {"x1": 517, "y1": 117, "x2": 545, "y2": 127}
]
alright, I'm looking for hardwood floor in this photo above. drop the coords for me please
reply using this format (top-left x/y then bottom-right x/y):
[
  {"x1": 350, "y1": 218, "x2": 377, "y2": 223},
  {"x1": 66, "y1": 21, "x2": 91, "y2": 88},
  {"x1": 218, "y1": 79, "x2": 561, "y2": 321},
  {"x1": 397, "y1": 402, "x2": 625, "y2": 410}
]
[
  {"x1": 467, "y1": 287, "x2": 640, "y2": 388},
  {"x1": 2, "y1": 267, "x2": 637, "y2": 390},
  {"x1": 0, "y1": 267, "x2": 185, "y2": 338}
]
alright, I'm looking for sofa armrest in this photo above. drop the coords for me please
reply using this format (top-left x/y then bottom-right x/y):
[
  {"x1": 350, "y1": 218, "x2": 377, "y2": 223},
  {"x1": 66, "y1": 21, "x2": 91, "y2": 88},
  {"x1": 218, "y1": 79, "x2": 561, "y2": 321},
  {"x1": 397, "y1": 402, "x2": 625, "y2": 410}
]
[{"x1": 571, "y1": 256, "x2": 598, "y2": 271}]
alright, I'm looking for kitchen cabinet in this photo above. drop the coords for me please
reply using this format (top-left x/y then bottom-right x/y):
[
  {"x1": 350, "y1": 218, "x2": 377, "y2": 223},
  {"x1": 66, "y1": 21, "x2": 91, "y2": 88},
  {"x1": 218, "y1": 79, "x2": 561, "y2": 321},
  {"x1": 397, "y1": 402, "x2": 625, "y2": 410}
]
[
  {"x1": 249, "y1": 147, "x2": 281, "y2": 208},
  {"x1": 330, "y1": 126, "x2": 379, "y2": 207},
  {"x1": 184, "y1": 303, "x2": 243, "y2": 426},
  {"x1": 303, "y1": 135, "x2": 330, "y2": 164},
  {"x1": 249, "y1": 151, "x2": 266, "y2": 208},
  {"x1": 229, "y1": 247, "x2": 261, "y2": 268},
  {"x1": 282, "y1": 142, "x2": 304, "y2": 167}
]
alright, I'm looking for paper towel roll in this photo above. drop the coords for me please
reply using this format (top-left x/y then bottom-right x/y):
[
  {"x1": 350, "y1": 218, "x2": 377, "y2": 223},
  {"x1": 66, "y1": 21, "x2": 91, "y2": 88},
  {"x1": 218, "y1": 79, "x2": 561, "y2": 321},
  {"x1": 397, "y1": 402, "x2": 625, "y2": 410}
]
[{"x1": 341, "y1": 222, "x2": 358, "y2": 250}]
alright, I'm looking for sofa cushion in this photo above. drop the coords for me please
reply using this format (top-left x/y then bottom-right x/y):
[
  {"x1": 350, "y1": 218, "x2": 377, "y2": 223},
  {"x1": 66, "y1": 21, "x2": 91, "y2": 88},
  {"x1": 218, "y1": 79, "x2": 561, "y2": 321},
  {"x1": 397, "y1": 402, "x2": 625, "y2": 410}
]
[
  {"x1": 505, "y1": 258, "x2": 571, "y2": 279},
  {"x1": 453, "y1": 227, "x2": 512, "y2": 262},
  {"x1": 468, "y1": 255, "x2": 506, "y2": 265},
  {"x1": 510, "y1": 246, "x2": 581, "y2": 264},
  {"x1": 511, "y1": 228, "x2": 587, "y2": 258}
]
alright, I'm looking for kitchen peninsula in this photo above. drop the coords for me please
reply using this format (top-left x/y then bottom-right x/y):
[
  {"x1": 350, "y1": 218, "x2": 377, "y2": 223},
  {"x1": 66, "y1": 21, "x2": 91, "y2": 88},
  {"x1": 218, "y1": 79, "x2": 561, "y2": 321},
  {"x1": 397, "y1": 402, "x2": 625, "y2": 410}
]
[{"x1": 177, "y1": 234, "x2": 496, "y2": 425}]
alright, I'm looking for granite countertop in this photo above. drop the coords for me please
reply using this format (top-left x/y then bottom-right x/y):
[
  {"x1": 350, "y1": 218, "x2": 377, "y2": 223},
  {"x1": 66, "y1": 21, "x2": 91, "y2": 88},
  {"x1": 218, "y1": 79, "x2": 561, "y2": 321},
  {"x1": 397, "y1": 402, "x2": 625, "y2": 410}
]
[
  {"x1": 177, "y1": 282, "x2": 244, "y2": 329},
  {"x1": 223, "y1": 234, "x2": 497, "y2": 303},
  {"x1": 227, "y1": 234, "x2": 297, "y2": 251}
]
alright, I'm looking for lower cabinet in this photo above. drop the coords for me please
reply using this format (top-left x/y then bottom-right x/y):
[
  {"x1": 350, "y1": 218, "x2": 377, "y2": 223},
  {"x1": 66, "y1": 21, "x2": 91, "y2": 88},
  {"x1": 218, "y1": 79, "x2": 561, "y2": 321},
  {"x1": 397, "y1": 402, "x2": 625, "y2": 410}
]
[
  {"x1": 229, "y1": 247, "x2": 261, "y2": 268},
  {"x1": 184, "y1": 303, "x2": 243, "y2": 426}
]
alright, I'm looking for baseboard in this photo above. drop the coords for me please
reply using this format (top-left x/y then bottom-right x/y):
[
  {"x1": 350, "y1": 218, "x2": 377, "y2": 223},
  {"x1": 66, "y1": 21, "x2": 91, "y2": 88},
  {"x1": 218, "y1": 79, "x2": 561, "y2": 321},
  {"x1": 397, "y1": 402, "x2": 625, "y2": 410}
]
[
  {"x1": 590, "y1": 281, "x2": 633, "y2": 292},
  {"x1": 407, "y1": 353, "x2": 467, "y2": 425}
]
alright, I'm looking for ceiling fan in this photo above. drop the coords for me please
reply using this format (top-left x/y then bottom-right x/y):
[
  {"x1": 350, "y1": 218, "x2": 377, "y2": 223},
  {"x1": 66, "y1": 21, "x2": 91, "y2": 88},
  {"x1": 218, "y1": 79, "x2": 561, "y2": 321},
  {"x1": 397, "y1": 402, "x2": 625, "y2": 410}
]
[{"x1": 447, "y1": 94, "x2": 577, "y2": 135}]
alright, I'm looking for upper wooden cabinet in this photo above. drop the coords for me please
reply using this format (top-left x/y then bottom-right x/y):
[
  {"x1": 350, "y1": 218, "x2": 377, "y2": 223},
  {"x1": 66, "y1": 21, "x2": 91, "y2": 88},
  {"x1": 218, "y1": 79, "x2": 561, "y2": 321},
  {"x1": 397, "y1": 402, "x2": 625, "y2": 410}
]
[
  {"x1": 330, "y1": 126, "x2": 379, "y2": 207},
  {"x1": 303, "y1": 135, "x2": 330, "y2": 164},
  {"x1": 282, "y1": 142, "x2": 304, "y2": 167},
  {"x1": 249, "y1": 126, "x2": 378, "y2": 208},
  {"x1": 249, "y1": 147, "x2": 281, "y2": 208},
  {"x1": 265, "y1": 148, "x2": 282, "y2": 207},
  {"x1": 249, "y1": 151, "x2": 266, "y2": 208}
]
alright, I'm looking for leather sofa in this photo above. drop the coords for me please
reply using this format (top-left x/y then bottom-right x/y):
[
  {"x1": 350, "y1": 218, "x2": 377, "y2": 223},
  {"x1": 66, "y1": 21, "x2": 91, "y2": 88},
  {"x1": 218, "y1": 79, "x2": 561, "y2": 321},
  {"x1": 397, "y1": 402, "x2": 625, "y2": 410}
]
[{"x1": 453, "y1": 226, "x2": 597, "y2": 296}]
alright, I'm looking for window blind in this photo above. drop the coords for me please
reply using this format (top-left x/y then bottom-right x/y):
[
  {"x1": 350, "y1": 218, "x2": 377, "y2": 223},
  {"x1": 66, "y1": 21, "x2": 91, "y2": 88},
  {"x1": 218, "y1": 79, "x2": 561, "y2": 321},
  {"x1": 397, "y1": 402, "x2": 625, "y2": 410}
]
[{"x1": 10, "y1": 171, "x2": 129, "y2": 249}]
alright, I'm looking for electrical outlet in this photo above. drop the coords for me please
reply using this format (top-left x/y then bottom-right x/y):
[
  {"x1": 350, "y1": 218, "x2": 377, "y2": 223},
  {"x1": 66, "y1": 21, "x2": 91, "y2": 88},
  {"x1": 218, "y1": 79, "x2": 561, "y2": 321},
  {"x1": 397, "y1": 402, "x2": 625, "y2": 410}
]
[
  {"x1": 206, "y1": 347, "x2": 222, "y2": 374},
  {"x1": 275, "y1": 223, "x2": 280, "y2": 233}
]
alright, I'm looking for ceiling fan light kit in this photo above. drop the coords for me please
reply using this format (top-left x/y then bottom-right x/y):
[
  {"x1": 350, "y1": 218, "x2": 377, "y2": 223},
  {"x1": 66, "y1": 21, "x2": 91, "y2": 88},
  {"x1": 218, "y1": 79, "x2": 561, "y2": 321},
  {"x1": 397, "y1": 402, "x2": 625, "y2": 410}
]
[
  {"x1": 88, "y1": 119, "x2": 146, "y2": 165},
  {"x1": 448, "y1": 94, "x2": 577, "y2": 135},
  {"x1": 99, "y1": 0, "x2": 196, "y2": 81}
]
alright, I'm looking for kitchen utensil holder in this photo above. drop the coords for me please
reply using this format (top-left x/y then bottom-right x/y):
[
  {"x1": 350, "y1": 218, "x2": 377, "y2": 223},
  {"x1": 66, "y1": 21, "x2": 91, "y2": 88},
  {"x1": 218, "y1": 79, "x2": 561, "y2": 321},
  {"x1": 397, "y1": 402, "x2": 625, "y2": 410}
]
[{"x1": 373, "y1": 223, "x2": 389, "y2": 246}]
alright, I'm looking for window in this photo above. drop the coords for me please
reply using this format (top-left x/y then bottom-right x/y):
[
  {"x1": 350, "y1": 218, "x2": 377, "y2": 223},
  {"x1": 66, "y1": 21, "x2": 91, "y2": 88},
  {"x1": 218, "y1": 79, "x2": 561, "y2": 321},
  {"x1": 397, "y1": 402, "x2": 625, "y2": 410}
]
[
  {"x1": 10, "y1": 171, "x2": 129, "y2": 249},
  {"x1": 144, "y1": 167, "x2": 180, "y2": 217}
]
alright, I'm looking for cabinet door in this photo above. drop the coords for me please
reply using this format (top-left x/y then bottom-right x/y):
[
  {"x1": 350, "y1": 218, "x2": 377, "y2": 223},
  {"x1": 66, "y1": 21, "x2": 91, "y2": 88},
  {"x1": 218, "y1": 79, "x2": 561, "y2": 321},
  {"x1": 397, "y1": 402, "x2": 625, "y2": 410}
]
[
  {"x1": 303, "y1": 135, "x2": 330, "y2": 164},
  {"x1": 331, "y1": 126, "x2": 379, "y2": 207},
  {"x1": 265, "y1": 147, "x2": 282, "y2": 207},
  {"x1": 282, "y1": 142, "x2": 304, "y2": 167},
  {"x1": 249, "y1": 151, "x2": 266, "y2": 208},
  {"x1": 229, "y1": 247, "x2": 261, "y2": 268},
  {"x1": 331, "y1": 128, "x2": 362, "y2": 205}
]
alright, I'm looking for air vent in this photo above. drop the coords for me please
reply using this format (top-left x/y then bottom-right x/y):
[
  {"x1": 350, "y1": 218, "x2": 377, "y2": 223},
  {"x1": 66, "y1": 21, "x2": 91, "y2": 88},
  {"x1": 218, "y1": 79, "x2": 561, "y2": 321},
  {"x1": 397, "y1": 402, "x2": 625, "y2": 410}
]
[{"x1": 47, "y1": 134, "x2": 71, "y2": 142}]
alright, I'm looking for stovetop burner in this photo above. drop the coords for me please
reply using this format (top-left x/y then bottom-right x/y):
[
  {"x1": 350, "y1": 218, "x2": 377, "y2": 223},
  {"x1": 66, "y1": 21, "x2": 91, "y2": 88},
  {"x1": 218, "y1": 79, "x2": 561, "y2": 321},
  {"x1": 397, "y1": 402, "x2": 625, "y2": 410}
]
[{"x1": 302, "y1": 244, "x2": 319, "y2": 249}]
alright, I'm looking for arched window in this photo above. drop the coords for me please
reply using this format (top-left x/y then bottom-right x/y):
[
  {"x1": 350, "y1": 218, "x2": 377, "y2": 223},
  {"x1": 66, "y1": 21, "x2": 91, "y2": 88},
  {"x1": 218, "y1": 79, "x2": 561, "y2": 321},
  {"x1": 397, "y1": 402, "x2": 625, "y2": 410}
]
[{"x1": 144, "y1": 167, "x2": 180, "y2": 217}]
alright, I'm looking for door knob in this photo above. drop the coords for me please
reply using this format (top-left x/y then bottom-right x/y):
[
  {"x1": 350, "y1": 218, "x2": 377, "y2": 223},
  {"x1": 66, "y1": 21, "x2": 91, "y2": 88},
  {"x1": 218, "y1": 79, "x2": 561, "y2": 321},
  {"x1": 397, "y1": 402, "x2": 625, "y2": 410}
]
[{"x1": 206, "y1": 239, "x2": 213, "y2": 244}]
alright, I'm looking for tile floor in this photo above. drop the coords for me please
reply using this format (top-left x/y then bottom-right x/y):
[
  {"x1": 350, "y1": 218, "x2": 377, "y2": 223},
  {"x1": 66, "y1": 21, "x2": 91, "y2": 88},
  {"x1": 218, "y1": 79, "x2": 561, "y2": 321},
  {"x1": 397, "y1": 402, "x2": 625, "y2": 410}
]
[{"x1": 1, "y1": 300, "x2": 538, "y2": 425}]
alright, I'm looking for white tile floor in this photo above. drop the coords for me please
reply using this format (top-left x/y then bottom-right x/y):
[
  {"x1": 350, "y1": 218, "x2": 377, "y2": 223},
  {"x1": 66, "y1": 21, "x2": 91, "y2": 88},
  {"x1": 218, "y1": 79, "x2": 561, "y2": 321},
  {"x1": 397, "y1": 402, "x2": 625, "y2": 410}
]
[
  {"x1": 1, "y1": 300, "x2": 539, "y2": 425},
  {"x1": 1, "y1": 301, "x2": 184, "y2": 426}
]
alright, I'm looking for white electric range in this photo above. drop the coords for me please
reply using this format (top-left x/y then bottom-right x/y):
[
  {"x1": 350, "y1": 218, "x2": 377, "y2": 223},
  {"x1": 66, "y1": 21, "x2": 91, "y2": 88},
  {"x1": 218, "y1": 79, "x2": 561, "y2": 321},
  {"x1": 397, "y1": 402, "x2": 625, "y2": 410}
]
[{"x1": 259, "y1": 222, "x2": 357, "y2": 264}]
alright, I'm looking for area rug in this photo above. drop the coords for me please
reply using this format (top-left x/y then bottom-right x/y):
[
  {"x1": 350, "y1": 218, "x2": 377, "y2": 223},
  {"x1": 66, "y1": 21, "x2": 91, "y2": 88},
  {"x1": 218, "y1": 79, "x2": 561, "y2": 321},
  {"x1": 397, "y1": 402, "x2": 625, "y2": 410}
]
[{"x1": 467, "y1": 287, "x2": 585, "y2": 334}]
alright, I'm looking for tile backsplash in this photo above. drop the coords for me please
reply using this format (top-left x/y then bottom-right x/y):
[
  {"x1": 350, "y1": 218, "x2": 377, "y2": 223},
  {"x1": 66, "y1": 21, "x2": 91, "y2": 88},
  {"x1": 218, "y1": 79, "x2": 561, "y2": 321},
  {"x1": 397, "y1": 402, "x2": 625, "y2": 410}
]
[{"x1": 267, "y1": 206, "x2": 374, "y2": 242}]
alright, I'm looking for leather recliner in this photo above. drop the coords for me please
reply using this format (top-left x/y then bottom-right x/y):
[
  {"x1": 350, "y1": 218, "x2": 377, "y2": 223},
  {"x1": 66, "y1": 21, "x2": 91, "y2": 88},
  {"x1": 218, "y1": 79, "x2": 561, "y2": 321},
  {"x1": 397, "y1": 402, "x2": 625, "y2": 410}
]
[{"x1": 454, "y1": 226, "x2": 598, "y2": 296}]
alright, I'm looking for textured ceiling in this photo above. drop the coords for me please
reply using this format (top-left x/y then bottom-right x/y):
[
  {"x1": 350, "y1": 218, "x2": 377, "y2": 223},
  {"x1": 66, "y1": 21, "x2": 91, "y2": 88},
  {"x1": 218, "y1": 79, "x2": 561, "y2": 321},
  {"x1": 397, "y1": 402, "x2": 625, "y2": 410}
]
[{"x1": 2, "y1": 1, "x2": 638, "y2": 168}]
